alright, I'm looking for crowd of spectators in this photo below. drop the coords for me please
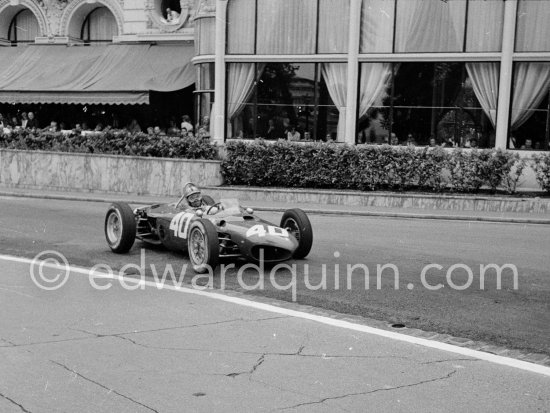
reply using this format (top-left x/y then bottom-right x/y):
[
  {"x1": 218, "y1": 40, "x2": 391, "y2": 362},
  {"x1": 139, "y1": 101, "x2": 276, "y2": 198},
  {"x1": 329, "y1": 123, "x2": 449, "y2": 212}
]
[{"x1": 0, "y1": 112, "x2": 211, "y2": 140}]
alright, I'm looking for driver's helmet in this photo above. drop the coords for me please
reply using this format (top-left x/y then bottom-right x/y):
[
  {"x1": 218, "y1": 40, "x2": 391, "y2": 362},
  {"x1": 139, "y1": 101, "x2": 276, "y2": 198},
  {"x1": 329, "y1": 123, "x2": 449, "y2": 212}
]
[{"x1": 183, "y1": 182, "x2": 202, "y2": 208}]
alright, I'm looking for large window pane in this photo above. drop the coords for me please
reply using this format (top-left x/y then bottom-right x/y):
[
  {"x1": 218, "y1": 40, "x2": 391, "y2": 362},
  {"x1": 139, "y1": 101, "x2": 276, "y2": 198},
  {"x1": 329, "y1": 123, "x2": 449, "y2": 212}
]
[
  {"x1": 256, "y1": 0, "x2": 317, "y2": 54},
  {"x1": 395, "y1": 0, "x2": 466, "y2": 53},
  {"x1": 466, "y1": 0, "x2": 503, "y2": 52},
  {"x1": 318, "y1": 0, "x2": 349, "y2": 54},
  {"x1": 389, "y1": 62, "x2": 494, "y2": 148},
  {"x1": 360, "y1": 0, "x2": 394, "y2": 53},
  {"x1": 509, "y1": 62, "x2": 550, "y2": 150},
  {"x1": 196, "y1": 17, "x2": 215, "y2": 55},
  {"x1": 515, "y1": 0, "x2": 550, "y2": 52},
  {"x1": 227, "y1": 0, "x2": 255, "y2": 54}
]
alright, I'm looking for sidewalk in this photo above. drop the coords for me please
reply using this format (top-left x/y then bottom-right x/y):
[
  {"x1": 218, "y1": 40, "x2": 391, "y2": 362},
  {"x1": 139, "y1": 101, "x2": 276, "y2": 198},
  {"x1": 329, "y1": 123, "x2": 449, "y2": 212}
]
[{"x1": 1, "y1": 186, "x2": 549, "y2": 224}]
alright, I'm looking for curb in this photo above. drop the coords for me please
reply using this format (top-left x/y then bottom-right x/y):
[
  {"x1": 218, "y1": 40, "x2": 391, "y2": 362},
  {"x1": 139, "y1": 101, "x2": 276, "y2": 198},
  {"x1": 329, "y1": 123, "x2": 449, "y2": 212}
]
[{"x1": 1, "y1": 190, "x2": 550, "y2": 225}]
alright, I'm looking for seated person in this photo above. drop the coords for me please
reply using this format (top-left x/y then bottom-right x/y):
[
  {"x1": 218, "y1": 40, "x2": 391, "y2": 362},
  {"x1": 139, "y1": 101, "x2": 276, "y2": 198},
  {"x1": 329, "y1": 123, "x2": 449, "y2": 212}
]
[{"x1": 181, "y1": 182, "x2": 208, "y2": 209}]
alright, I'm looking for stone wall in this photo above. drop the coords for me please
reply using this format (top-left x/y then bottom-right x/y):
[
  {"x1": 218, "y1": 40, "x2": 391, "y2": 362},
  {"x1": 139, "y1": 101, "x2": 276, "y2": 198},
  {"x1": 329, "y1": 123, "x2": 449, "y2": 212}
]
[{"x1": 0, "y1": 149, "x2": 222, "y2": 196}]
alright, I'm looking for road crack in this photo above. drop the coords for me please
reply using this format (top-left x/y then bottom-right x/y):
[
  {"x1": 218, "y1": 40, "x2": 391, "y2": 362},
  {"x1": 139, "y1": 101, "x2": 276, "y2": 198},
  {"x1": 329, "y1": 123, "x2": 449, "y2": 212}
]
[
  {"x1": 0, "y1": 391, "x2": 32, "y2": 413},
  {"x1": 277, "y1": 369, "x2": 458, "y2": 411},
  {"x1": 50, "y1": 360, "x2": 159, "y2": 413}
]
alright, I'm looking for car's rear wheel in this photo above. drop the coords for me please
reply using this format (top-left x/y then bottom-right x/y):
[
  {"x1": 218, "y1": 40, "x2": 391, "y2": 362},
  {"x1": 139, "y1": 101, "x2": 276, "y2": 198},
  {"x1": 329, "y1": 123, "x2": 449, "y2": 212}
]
[
  {"x1": 105, "y1": 202, "x2": 136, "y2": 253},
  {"x1": 187, "y1": 219, "x2": 219, "y2": 273},
  {"x1": 281, "y1": 209, "x2": 313, "y2": 259}
]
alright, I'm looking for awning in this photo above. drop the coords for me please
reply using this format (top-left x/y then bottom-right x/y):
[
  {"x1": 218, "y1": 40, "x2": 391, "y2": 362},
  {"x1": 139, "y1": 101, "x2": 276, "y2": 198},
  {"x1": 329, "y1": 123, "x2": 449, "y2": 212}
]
[{"x1": 0, "y1": 43, "x2": 196, "y2": 105}]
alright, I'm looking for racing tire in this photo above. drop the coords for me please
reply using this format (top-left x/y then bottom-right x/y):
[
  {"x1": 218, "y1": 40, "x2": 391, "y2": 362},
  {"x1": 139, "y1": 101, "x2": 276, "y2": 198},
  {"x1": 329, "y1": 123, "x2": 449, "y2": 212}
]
[
  {"x1": 202, "y1": 195, "x2": 216, "y2": 206},
  {"x1": 187, "y1": 219, "x2": 219, "y2": 273},
  {"x1": 281, "y1": 209, "x2": 313, "y2": 259},
  {"x1": 105, "y1": 202, "x2": 136, "y2": 253}
]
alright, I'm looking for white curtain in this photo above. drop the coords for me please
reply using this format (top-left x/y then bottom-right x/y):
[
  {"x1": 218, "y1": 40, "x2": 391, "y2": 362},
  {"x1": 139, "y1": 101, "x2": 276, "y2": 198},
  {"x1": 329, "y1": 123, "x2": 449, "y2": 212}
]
[
  {"x1": 227, "y1": 63, "x2": 257, "y2": 120},
  {"x1": 318, "y1": 0, "x2": 349, "y2": 53},
  {"x1": 511, "y1": 63, "x2": 550, "y2": 129},
  {"x1": 256, "y1": 0, "x2": 317, "y2": 54},
  {"x1": 465, "y1": 0, "x2": 503, "y2": 52},
  {"x1": 87, "y1": 7, "x2": 118, "y2": 42},
  {"x1": 227, "y1": 0, "x2": 255, "y2": 54},
  {"x1": 321, "y1": 63, "x2": 347, "y2": 141},
  {"x1": 358, "y1": 63, "x2": 392, "y2": 118},
  {"x1": 395, "y1": 0, "x2": 465, "y2": 52},
  {"x1": 14, "y1": 10, "x2": 40, "y2": 41},
  {"x1": 360, "y1": 0, "x2": 395, "y2": 53},
  {"x1": 465, "y1": 63, "x2": 499, "y2": 127},
  {"x1": 515, "y1": 0, "x2": 550, "y2": 52}
]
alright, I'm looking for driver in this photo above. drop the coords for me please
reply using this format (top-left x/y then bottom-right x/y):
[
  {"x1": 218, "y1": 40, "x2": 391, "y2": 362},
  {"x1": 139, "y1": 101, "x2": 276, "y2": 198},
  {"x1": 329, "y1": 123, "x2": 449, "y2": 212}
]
[{"x1": 182, "y1": 182, "x2": 204, "y2": 209}]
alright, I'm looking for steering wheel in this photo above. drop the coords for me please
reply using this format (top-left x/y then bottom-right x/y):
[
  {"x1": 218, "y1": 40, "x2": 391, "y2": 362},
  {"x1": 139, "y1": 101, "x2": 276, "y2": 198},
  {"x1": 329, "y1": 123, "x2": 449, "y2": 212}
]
[{"x1": 205, "y1": 202, "x2": 223, "y2": 215}]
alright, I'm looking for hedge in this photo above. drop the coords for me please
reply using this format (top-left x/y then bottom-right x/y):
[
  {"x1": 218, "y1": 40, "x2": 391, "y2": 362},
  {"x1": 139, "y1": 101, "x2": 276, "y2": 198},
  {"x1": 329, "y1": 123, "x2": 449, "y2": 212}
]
[
  {"x1": 0, "y1": 130, "x2": 219, "y2": 160},
  {"x1": 221, "y1": 140, "x2": 531, "y2": 194}
]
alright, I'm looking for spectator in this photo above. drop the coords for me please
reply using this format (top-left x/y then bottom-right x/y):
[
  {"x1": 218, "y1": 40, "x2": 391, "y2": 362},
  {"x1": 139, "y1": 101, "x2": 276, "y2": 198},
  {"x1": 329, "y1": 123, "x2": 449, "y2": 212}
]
[
  {"x1": 10, "y1": 115, "x2": 19, "y2": 127},
  {"x1": 390, "y1": 133, "x2": 399, "y2": 146},
  {"x1": 0, "y1": 113, "x2": 4, "y2": 128},
  {"x1": 167, "y1": 119, "x2": 180, "y2": 136},
  {"x1": 520, "y1": 138, "x2": 533, "y2": 150},
  {"x1": 196, "y1": 115, "x2": 210, "y2": 139},
  {"x1": 429, "y1": 137, "x2": 438, "y2": 147},
  {"x1": 147, "y1": 127, "x2": 155, "y2": 136},
  {"x1": 265, "y1": 119, "x2": 277, "y2": 140},
  {"x1": 73, "y1": 124, "x2": 83, "y2": 135},
  {"x1": 181, "y1": 115, "x2": 193, "y2": 133},
  {"x1": 286, "y1": 125, "x2": 300, "y2": 141},
  {"x1": 45, "y1": 121, "x2": 58, "y2": 133},
  {"x1": 20, "y1": 112, "x2": 28, "y2": 129},
  {"x1": 27, "y1": 112, "x2": 38, "y2": 129},
  {"x1": 127, "y1": 119, "x2": 142, "y2": 134}
]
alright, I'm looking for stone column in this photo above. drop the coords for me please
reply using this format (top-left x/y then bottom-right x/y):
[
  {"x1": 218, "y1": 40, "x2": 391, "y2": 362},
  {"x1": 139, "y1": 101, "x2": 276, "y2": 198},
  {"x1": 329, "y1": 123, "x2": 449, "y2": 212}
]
[
  {"x1": 344, "y1": 0, "x2": 361, "y2": 145},
  {"x1": 212, "y1": 0, "x2": 228, "y2": 145},
  {"x1": 495, "y1": 0, "x2": 518, "y2": 150}
]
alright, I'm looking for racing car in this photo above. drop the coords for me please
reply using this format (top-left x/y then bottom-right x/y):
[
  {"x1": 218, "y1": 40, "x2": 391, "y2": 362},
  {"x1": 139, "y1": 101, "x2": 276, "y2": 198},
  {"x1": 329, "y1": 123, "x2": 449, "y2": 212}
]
[{"x1": 104, "y1": 194, "x2": 313, "y2": 273}]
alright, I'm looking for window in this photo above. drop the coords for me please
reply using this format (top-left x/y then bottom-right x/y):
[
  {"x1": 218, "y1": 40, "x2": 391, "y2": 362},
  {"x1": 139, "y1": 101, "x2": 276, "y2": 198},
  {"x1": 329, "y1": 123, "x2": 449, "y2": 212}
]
[
  {"x1": 8, "y1": 9, "x2": 39, "y2": 44},
  {"x1": 395, "y1": 0, "x2": 466, "y2": 53},
  {"x1": 515, "y1": 0, "x2": 550, "y2": 53},
  {"x1": 364, "y1": 62, "x2": 496, "y2": 148},
  {"x1": 509, "y1": 62, "x2": 550, "y2": 150},
  {"x1": 81, "y1": 7, "x2": 118, "y2": 43},
  {"x1": 228, "y1": 63, "x2": 340, "y2": 141}
]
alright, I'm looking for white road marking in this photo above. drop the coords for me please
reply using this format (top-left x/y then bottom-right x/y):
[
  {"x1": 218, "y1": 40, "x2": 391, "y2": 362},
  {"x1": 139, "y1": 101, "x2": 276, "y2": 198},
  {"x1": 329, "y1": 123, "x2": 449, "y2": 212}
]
[{"x1": 1, "y1": 253, "x2": 549, "y2": 377}]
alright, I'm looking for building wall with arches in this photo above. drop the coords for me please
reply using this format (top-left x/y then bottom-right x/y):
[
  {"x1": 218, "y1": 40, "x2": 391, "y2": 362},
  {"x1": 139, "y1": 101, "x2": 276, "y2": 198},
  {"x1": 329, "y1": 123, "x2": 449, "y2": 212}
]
[{"x1": 0, "y1": 0, "x2": 201, "y2": 44}]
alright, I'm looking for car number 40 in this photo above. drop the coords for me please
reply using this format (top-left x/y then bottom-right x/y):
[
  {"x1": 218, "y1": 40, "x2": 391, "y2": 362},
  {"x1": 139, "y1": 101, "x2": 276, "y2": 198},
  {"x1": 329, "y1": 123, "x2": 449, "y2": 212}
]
[
  {"x1": 169, "y1": 212, "x2": 195, "y2": 239},
  {"x1": 246, "y1": 225, "x2": 289, "y2": 238}
]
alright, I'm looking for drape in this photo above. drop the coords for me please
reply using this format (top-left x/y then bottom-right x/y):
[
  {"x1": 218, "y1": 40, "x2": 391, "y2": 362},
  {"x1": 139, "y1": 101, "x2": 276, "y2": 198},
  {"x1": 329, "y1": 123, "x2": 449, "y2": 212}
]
[
  {"x1": 465, "y1": 0, "x2": 503, "y2": 52},
  {"x1": 14, "y1": 10, "x2": 40, "y2": 41},
  {"x1": 465, "y1": 63, "x2": 499, "y2": 127},
  {"x1": 318, "y1": 0, "x2": 349, "y2": 53},
  {"x1": 227, "y1": 0, "x2": 255, "y2": 54},
  {"x1": 87, "y1": 8, "x2": 118, "y2": 41},
  {"x1": 511, "y1": 63, "x2": 550, "y2": 129},
  {"x1": 515, "y1": 0, "x2": 550, "y2": 52},
  {"x1": 256, "y1": 0, "x2": 317, "y2": 54},
  {"x1": 360, "y1": 0, "x2": 394, "y2": 53},
  {"x1": 395, "y1": 0, "x2": 465, "y2": 53},
  {"x1": 227, "y1": 63, "x2": 257, "y2": 120},
  {"x1": 358, "y1": 63, "x2": 392, "y2": 119},
  {"x1": 321, "y1": 63, "x2": 347, "y2": 141}
]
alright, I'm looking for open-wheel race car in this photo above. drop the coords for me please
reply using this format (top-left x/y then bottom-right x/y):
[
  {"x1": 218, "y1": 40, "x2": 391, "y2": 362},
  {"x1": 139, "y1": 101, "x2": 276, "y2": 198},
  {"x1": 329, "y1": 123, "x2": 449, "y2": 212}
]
[{"x1": 104, "y1": 192, "x2": 313, "y2": 273}]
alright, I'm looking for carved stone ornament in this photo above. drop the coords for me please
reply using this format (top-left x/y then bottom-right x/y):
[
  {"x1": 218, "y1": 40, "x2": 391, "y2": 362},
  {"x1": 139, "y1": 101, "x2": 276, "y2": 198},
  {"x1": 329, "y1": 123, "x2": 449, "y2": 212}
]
[{"x1": 145, "y1": 0, "x2": 191, "y2": 32}]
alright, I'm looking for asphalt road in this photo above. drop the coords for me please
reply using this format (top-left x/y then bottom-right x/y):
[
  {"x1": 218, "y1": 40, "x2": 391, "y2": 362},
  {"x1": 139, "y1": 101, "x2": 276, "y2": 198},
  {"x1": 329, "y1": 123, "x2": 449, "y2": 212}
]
[
  {"x1": 1, "y1": 259, "x2": 549, "y2": 412},
  {"x1": 0, "y1": 196, "x2": 549, "y2": 356}
]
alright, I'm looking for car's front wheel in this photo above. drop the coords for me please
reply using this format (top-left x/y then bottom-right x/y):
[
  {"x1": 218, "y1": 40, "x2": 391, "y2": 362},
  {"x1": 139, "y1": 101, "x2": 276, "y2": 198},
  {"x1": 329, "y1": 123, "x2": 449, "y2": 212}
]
[
  {"x1": 281, "y1": 209, "x2": 313, "y2": 259},
  {"x1": 105, "y1": 202, "x2": 136, "y2": 253},
  {"x1": 187, "y1": 219, "x2": 219, "y2": 273}
]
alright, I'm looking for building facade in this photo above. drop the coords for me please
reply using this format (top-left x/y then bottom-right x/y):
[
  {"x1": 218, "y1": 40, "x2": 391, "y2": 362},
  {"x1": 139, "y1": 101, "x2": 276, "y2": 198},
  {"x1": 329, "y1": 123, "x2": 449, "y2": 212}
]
[
  {"x1": 194, "y1": 0, "x2": 550, "y2": 151},
  {"x1": 0, "y1": 0, "x2": 205, "y2": 130}
]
